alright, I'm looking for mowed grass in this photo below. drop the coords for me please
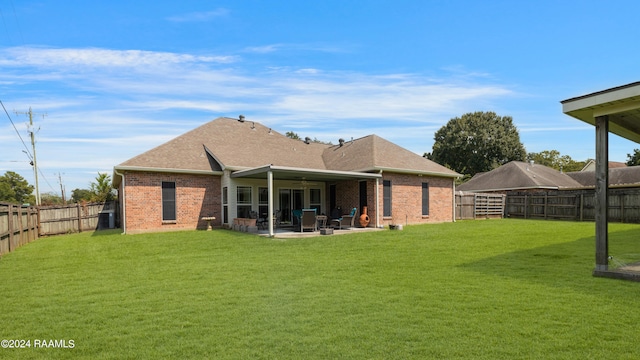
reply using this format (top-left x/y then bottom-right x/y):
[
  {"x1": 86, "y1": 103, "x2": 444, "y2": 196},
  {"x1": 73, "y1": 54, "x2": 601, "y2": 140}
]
[{"x1": 1, "y1": 219, "x2": 639, "y2": 359}]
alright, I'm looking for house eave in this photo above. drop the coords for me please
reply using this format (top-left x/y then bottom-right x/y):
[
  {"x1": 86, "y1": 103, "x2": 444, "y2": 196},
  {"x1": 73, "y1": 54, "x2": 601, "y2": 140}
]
[
  {"x1": 112, "y1": 165, "x2": 223, "y2": 187},
  {"x1": 460, "y1": 186, "x2": 559, "y2": 192},
  {"x1": 231, "y1": 164, "x2": 382, "y2": 181},
  {"x1": 359, "y1": 166, "x2": 461, "y2": 178}
]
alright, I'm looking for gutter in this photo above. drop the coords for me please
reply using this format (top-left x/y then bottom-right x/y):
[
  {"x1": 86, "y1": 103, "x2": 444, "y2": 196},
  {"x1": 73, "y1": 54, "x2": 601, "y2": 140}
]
[
  {"x1": 357, "y1": 166, "x2": 461, "y2": 179},
  {"x1": 113, "y1": 165, "x2": 223, "y2": 178}
]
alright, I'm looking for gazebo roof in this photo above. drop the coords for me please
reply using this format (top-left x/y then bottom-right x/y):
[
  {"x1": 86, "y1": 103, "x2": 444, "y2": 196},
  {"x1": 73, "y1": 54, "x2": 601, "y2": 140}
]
[{"x1": 561, "y1": 81, "x2": 640, "y2": 143}]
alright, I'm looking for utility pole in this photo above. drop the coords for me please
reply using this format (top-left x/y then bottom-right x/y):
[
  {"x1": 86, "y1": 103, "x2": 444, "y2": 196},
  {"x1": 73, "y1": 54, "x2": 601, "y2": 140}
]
[
  {"x1": 57, "y1": 172, "x2": 67, "y2": 205},
  {"x1": 16, "y1": 107, "x2": 45, "y2": 206}
]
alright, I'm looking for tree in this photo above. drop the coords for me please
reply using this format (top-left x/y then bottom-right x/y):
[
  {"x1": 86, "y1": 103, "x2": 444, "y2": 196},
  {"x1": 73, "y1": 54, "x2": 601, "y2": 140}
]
[
  {"x1": 285, "y1": 131, "x2": 301, "y2": 140},
  {"x1": 71, "y1": 188, "x2": 93, "y2": 203},
  {"x1": 40, "y1": 192, "x2": 64, "y2": 206},
  {"x1": 626, "y1": 149, "x2": 640, "y2": 166},
  {"x1": 428, "y1": 111, "x2": 526, "y2": 177},
  {"x1": 526, "y1": 150, "x2": 587, "y2": 172},
  {"x1": 89, "y1": 173, "x2": 115, "y2": 202},
  {"x1": 0, "y1": 171, "x2": 36, "y2": 204},
  {"x1": 286, "y1": 131, "x2": 332, "y2": 144}
]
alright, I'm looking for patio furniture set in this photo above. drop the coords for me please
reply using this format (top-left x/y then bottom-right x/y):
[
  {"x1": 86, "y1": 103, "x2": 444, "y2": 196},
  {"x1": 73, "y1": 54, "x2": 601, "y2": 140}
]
[{"x1": 234, "y1": 207, "x2": 358, "y2": 234}]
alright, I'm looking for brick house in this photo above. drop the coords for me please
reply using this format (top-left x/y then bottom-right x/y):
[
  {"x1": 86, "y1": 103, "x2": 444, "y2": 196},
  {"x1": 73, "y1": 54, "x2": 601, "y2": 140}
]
[{"x1": 113, "y1": 116, "x2": 460, "y2": 234}]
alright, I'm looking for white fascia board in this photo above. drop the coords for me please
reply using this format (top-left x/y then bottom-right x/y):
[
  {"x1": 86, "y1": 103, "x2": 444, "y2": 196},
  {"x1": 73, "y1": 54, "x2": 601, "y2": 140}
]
[
  {"x1": 231, "y1": 164, "x2": 382, "y2": 179},
  {"x1": 359, "y1": 166, "x2": 461, "y2": 178}
]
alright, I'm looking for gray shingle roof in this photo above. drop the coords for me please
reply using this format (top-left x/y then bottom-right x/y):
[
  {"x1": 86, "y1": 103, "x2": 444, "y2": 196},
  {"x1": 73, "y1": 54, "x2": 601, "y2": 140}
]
[
  {"x1": 117, "y1": 117, "x2": 459, "y2": 177},
  {"x1": 457, "y1": 161, "x2": 584, "y2": 192},
  {"x1": 567, "y1": 166, "x2": 640, "y2": 188},
  {"x1": 323, "y1": 135, "x2": 458, "y2": 176}
]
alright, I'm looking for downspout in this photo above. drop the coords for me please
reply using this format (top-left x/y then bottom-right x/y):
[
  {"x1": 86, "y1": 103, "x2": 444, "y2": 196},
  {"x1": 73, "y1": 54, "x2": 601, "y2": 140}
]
[
  {"x1": 376, "y1": 170, "x2": 382, "y2": 228},
  {"x1": 452, "y1": 177, "x2": 456, "y2": 223},
  {"x1": 113, "y1": 168, "x2": 126, "y2": 234}
]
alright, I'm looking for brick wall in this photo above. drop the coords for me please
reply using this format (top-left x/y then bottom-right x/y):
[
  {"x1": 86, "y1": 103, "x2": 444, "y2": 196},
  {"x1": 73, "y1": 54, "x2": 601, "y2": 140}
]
[
  {"x1": 122, "y1": 171, "x2": 221, "y2": 233},
  {"x1": 379, "y1": 173, "x2": 453, "y2": 226},
  {"x1": 333, "y1": 173, "x2": 454, "y2": 227}
]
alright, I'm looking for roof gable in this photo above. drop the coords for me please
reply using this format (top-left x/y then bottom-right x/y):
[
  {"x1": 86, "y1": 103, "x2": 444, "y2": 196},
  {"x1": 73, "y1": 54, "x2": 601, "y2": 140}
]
[
  {"x1": 322, "y1": 135, "x2": 459, "y2": 177},
  {"x1": 118, "y1": 117, "x2": 328, "y2": 171}
]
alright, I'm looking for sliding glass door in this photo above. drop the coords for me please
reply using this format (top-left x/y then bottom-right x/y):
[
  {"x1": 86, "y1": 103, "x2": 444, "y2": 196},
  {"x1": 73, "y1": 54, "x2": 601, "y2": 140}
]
[{"x1": 278, "y1": 189, "x2": 303, "y2": 224}]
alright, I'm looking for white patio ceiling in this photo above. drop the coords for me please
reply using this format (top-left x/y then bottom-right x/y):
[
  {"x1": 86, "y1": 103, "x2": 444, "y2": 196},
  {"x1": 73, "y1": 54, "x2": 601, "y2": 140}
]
[{"x1": 562, "y1": 81, "x2": 640, "y2": 143}]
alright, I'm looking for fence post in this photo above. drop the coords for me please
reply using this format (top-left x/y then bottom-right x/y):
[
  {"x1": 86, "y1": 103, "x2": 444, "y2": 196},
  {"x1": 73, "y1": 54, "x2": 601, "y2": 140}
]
[
  {"x1": 7, "y1": 204, "x2": 13, "y2": 252},
  {"x1": 36, "y1": 206, "x2": 41, "y2": 237},
  {"x1": 77, "y1": 203, "x2": 83, "y2": 232},
  {"x1": 17, "y1": 206, "x2": 23, "y2": 247},
  {"x1": 620, "y1": 193, "x2": 624, "y2": 223},
  {"x1": 544, "y1": 193, "x2": 548, "y2": 219}
]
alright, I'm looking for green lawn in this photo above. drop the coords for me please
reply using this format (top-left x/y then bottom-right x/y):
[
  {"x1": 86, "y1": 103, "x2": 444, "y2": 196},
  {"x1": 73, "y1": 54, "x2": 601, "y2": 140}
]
[{"x1": 1, "y1": 219, "x2": 639, "y2": 359}]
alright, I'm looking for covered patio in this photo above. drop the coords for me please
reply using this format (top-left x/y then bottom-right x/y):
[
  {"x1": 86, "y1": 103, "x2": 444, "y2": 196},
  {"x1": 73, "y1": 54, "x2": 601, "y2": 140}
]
[
  {"x1": 256, "y1": 224, "x2": 384, "y2": 239},
  {"x1": 231, "y1": 164, "x2": 382, "y2": 237},
  {"x1": 562, "y1": 81, "x2": 640, "y2": 281}
]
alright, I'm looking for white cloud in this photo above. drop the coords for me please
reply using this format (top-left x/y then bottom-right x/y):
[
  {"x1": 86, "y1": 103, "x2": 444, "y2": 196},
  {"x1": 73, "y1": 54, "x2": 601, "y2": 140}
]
[
  {"x1": 166, "y1": 9, "x2": 230, "y2": 22},
  {"x1": 0, "y1": 47, "x2": 237, "y2": 69},
  {"x1": 0, "y1": 45, "x2": 517, "y2": 190},
  {"x1": 245, "y1": 44, "x2": 283, "y2": 54}
]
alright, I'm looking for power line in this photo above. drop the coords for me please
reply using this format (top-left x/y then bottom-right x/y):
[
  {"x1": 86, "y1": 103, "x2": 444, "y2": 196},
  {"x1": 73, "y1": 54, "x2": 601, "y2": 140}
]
[
  {"x1": 9, "y1": 0, "x2": 25, "y2": 44},
  {"x1": 0, "y1": 1, "x2": 25, "y2": 46},
  {"x1": 15, "y1": 107, "x2": 47, "y2": 205},
  {"x1": 0, "y1": 99, "x2": 33, "y2": 161}
]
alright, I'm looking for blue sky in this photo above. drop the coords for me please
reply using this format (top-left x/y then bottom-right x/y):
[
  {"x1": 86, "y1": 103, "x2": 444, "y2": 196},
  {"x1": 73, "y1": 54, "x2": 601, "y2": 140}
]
[{"x1": 2, "y1": 0, "x2": 640, "y2": 194}]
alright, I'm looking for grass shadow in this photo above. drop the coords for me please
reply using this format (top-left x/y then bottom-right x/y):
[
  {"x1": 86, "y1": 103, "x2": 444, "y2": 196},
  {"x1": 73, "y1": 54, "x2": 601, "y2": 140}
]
[
  {"x1": 458, "y1": 227, "x2": 640, "y2": 295},
  {"x1": 90, "y1": 228, "x2": 124, "y2": 237}
]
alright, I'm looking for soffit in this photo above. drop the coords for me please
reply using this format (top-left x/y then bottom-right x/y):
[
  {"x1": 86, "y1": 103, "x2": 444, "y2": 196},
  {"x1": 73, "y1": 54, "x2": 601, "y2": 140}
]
[{"x1": 562, "y1": 81, "x2": 640, "y2": 143}]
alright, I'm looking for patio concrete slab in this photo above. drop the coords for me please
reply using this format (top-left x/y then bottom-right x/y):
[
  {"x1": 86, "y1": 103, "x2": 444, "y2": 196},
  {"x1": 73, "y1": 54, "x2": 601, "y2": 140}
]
[{"x1": 257, "y1": 226, "x2": 384, "y2": 239}]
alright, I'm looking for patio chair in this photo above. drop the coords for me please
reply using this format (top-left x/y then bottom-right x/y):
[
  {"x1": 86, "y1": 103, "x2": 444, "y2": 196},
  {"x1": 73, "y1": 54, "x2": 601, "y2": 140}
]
[
  {"x1": 273, "y1": 210, "x2": 282, "y2": 229},
  {"x1": 301, "y1": 209, "x2": 317, "y2": 232},
  {"x1": 292, "y1": 209, "x2": 303, "y2": 231},
  {"x1": 331, "y1": 207, "x2": 357, "y2": 230}
]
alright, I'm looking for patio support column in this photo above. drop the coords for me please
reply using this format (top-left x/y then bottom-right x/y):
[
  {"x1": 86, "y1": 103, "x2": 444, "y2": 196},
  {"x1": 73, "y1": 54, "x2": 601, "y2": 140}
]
[
  {"x1": 268, "y1": 170, "x2": 274, "y2": 237},
  {"x1": 595, "y1": 115, "x2": 609, "y2": 271}
]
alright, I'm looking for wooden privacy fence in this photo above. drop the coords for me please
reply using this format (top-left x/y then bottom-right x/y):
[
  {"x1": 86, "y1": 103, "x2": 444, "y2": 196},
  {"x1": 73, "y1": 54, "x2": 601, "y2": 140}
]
[
  {"x1": 506, "y1": 189, "x2": 640, "y2": 223},
  {"x1": 456, "y1": 192, "x2": 506, "y2": 220},
  {"x1": 39, "y1": 201, "x2": 117, "y2": 236},
  {"x1": 0, "y1": 203, "x2": 39, "y2": 256},
  {"x1": 0, "y1": 201, "x2": 117, "y2": 255}
]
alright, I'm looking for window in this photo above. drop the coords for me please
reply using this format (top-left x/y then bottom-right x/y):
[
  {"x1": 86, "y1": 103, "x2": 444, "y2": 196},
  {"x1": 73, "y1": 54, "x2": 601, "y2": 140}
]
[
  {"x1": 222, "y1": 187, "x2": 228, "y2": 224},
  {"x1": 162, "y1": 182, "x2": 176, "y2": 221},
  {"x1": 309, "y1": 188, "x2": 321, "y2": 214},
  {"x1": 258, "y1": 187, "x2": 268, "y2": 220},
  {"x1": 422, "y1": 182, "x2": 429, "y2": 216},
  {"x1": 237, "y1": 186, "x2": 252, "y2": 218},
  {"x1": 383, "y1": 180, "x2": 392, "y2": 217}
]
